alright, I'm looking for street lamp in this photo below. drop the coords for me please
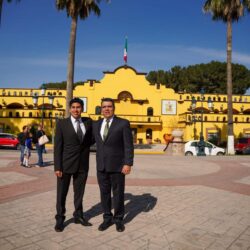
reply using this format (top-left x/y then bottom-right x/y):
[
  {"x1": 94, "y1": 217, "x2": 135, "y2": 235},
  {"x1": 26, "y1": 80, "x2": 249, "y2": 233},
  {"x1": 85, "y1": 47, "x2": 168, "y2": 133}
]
[
  {"x1": 40, "y1": 84, "x2": 46, "y2": 126},
  {"x1": 32, "y1": 94, "x2": 38, "y2": 107},
  {"x1": 191, "y1": 88, "x2": 213, "y2": 156},
  {"x1": 48, "y1": 95, "x2": 55, "y2": 144},
  {"x1": 48, "y1": 95, "x2": 54, "y2": 128}
]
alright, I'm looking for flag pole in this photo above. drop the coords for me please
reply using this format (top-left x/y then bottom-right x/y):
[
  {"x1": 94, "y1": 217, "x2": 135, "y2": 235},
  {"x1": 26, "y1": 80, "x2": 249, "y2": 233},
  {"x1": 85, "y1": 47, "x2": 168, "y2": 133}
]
[{"x1": 123, "y1": 36, "x2": 128, "y2": 65}]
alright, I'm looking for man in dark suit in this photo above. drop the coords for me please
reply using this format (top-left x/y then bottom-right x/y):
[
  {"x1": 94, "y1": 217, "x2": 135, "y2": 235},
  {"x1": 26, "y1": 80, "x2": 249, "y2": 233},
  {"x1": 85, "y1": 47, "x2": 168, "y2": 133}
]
[
  {"x1": 54, "y1": 98, "x2": 92, "y2": 232},
  {"x1": 93, "y1": 98, "x2": 134, "y2": 232}
]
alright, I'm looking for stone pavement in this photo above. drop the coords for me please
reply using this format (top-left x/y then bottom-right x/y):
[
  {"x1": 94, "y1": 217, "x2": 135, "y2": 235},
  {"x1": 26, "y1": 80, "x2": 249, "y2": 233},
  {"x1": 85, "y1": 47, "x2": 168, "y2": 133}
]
[{"x1": 0, "y1": 150, "x2": 250, "y2": 250}]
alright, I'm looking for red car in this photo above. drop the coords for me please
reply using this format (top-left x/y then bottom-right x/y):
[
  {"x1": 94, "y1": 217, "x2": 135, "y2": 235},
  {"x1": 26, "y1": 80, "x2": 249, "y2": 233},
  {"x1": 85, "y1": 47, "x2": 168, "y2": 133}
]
[
  {"x1": 235, "y1": 137, "x2": 250, "y2": 154},
  {"x1": 0, "y1": 133, "x2": 20, "y2": 150}
]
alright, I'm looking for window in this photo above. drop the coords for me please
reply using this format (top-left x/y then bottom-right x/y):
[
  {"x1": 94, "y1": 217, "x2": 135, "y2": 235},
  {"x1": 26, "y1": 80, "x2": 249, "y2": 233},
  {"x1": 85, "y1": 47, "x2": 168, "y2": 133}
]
[
  {"x1": 147, "y1": 107, "x2": 153, "y2": 116},
  {"x1": 205, "y1": 142, "x2": 213, "y2": 148},
  {"x1": 146, "y1": 128, "x2": 152, "y2": 139},
  {"x1": 95, "y1": 106, "x2": 101, "y2": 115}
]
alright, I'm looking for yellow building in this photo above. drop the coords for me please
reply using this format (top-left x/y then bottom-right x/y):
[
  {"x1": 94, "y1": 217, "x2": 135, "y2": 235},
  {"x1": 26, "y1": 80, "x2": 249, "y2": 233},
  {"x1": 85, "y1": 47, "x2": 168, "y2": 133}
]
[{"x1": 0, "y1": 65, "x2": 250, "y2": 144}]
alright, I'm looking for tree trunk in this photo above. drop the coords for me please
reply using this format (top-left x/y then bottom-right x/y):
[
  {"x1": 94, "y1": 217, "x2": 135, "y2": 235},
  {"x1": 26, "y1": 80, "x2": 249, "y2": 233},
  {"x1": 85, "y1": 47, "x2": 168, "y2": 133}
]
[
  {"x1": 226, "y1": 16, "x2": 234, "y2": 155},
  {"x1": 65, "y1": 15, "x2": 78, "y2": 117}
]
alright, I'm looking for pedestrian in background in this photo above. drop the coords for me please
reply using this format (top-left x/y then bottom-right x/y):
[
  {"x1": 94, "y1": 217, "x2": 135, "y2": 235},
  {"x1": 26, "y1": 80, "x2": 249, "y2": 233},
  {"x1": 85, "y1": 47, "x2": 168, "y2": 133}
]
[
  {"x1": 17, "y1": 125, "x2": 28, "y2": 167},
  {"x1": 36, "y1": 124, "x2": 46, "y2": 167},
  {"x1": 23, "y1": 133, "x2": 32, "y2": 168}
]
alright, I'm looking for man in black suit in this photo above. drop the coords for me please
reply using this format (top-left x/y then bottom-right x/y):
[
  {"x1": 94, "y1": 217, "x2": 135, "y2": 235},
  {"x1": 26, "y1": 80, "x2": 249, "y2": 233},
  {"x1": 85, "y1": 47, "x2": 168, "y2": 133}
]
[
  {"x1": 93, "y1": 98, "x2": 134, "y2": 232},
  {"x1": 54, "y1": 98, "x2": 92, "y2": 232}
]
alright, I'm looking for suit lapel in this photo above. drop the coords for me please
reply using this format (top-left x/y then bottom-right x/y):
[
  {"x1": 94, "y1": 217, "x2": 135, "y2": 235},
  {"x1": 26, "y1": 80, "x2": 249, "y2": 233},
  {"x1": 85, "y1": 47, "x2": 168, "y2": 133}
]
[
  {"x1": 82, "y1": 117, "x2": 89, "y2": 131},
  {"x1": 67, "y1": 117, "x2": 80, "y2": 143},
  {"x1": 97, "y1": 119, "x2": 104, "y2": 142}
]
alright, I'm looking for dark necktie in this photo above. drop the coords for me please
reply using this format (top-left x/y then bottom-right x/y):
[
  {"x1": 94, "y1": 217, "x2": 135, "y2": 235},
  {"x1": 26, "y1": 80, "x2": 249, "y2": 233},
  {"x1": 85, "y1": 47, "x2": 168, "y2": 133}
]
[
  {"x1": 103, "y1": 119, "x2": 110, "y2": 141},
  {"x1": 76, "y1": 119, "x2": 83, "y2": 142}
]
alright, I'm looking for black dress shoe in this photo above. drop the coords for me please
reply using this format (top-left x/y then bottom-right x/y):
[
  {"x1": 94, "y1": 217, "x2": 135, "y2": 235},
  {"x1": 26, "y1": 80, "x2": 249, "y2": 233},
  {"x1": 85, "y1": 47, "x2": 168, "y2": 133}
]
[
  {"x1": 98, "y1": 220, "x2": 113, "y2": 231},
  {"x1": 54, "y1": 220, "x2": 64, "y2": 232},
  {"x1": 115, "y1": 221, "x2": 125, "y2": 232},
  {"x1": 74, "y1": 217, "x2": 92, "y2": 226}
]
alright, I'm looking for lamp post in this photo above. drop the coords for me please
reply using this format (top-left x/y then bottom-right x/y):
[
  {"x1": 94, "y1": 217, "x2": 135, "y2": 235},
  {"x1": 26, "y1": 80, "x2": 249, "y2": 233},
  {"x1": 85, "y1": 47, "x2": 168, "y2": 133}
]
[
  {"x1": 48, "y1": 95, "x2": 54, "y2": 127},
  {"x1": 40, "y1": 84, "x2": 46, "y2": 126},
  {"x1": 48, "y1": 95, "x2": 55, "y2": 144},
  {"x1": 32, "y1": 94, "x2": 38, "y2": 107},
  {"x1": 191, "y1": 88, "x2": 213, "y2": 156}
]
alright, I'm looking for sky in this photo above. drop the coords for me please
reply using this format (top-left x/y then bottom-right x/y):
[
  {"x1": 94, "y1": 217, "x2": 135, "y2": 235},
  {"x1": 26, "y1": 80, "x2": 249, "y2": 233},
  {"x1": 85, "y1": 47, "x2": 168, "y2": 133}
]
[{"x1": 0, "y1": 0, "x2": 250, "y2": 89}]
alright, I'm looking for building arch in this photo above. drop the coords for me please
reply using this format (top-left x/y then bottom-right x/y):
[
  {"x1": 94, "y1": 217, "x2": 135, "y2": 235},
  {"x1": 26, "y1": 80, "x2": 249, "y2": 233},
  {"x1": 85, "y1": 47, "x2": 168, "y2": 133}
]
[
  {"x1": 223, "y1": 108, "x2": 240, "y2": 114},
  {"x1": 194, "y1": 107, "x2": 210, "y2": 113},
  {"x1": 7, "y1": 103, "x2": 24, "y2": 109},
  {"x1": 118, "y1": 91, "x2": 133, "y2": 101},
  {"x1": 37, "y1": 103, "x2": 55, "y2": 109},
  {"x1": 243, "y1": 109, "x2": 250, "y2": 114}
]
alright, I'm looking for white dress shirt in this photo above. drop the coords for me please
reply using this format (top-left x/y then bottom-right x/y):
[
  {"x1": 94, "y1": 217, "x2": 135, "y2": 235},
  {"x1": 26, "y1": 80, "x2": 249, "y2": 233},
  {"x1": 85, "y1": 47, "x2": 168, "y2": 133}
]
[
  {"x1": 100, "y1": 116, "x2": 114, "y2": 140},
  {"x1": 71, "y1": 116, "x2": 86, "y2": 137}
]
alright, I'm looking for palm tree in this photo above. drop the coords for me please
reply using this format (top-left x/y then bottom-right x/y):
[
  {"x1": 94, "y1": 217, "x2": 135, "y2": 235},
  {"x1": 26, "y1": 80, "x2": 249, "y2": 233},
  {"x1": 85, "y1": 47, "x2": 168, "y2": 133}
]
[
  {"x1": 203, "y1": 0, "x2": 250, "y2": 155},
  {"x1": 0, "y1": 0, "x2": 20, "y2": 26},
  {"x1": 56, "y1": 0, "x2": 106, "y2": 117}
]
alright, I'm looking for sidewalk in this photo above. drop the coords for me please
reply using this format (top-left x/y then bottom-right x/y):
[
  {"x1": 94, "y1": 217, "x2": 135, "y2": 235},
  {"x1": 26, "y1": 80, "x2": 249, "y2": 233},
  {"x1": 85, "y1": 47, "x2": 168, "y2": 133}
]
[{"x1": 0, "y1": 150, "x2": 250, "y2": 250}]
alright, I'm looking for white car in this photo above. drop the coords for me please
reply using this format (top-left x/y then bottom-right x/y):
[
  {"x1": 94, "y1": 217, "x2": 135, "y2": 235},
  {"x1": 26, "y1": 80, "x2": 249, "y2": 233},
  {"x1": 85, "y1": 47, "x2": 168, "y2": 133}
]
[{"x1": 185, "y1": 140, "x2": 225, "y2": 156}]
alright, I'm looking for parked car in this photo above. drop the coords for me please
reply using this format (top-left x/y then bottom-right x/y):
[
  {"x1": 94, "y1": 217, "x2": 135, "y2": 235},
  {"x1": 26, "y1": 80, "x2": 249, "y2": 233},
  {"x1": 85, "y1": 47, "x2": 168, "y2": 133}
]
[
  {"x1": 0, "y1": 133, "x2": 20, "y2": 150},
  {"x1": 242, "y1": 145, "x2": 250, "y2": 155},
  {"x1": 185, "y1": 140, "x2": 225, "y2": 156},
  {"x1": 235, "y1": 137, "x2": 250, "y2": 154}
]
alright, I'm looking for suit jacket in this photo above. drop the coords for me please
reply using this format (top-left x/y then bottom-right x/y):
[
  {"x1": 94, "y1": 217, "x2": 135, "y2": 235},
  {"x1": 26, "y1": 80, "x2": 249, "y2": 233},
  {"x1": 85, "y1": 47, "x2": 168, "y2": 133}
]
[
  {"x1": 93, "y1": 116, "x2": 134, "y2": 172},
  {"x1": 54, "y1": 117, "x2": 92, "y2": 174}
]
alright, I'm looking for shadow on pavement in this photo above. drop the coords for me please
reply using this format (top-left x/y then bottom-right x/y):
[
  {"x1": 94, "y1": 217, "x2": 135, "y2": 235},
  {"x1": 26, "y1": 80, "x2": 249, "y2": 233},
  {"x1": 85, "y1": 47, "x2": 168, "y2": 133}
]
[
  {"x1": 82, "y1": 192, "x2": 157, "y2": 225},
  {"x1": 124, "y1": 193, "x2": 157, "y2": 224}
]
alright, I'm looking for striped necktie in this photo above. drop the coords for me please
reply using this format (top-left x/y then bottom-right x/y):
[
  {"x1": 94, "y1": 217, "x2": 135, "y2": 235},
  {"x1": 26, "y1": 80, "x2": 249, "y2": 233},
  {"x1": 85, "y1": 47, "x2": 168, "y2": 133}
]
[
  {"x1": 76, "y1": 119, "x2": 83, "y2": 142},
  {"x1": 103, "y1": 119, "x2": 110, "y2": 141}
]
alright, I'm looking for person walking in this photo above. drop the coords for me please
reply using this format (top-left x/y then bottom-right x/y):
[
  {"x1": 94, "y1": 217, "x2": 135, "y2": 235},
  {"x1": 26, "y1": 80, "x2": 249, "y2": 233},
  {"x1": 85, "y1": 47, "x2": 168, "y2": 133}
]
[
  {"x1": 93, "y1": 98, "x2": 134, "y2": 232},
  {"x1": 54, "y1": 98, "x2": 93, "y2": 232},
  {"x1": 35, "y1": 124, "x2": 46, "y2": 167},
  {"x1": 23, "y1": 133, "x2": 33, "y2": 168},
  {"x1": 17, "y1": 125, "x2": 28, "y2": 167}
]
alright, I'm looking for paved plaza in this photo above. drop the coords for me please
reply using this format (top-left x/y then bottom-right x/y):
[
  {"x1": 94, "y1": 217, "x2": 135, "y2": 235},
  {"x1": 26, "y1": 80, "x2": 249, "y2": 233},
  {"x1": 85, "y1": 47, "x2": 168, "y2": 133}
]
[{"x1": 0, "y1": 149, "x2": 250, "y2": 250}]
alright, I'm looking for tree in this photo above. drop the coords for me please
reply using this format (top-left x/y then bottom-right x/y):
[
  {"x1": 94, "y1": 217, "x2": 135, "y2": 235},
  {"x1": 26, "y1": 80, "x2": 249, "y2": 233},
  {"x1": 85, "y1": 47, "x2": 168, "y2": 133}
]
[
  {"x1": 203, "y1": 0, "x2": 250, "y2": 154},
  {"x1": 56, "y1": 0, "x2": 106, "y2": 117},
  {"x1": 0, "y1": 0, "x2": 20, "y2": 26},
  {"x1": 146, "y1": 61, "x2": 250, "y2": 94}
]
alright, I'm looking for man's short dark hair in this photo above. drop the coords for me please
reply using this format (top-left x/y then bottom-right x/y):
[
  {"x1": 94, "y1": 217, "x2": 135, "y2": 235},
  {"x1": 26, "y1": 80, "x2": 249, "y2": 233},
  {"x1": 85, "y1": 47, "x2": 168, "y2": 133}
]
[
  {"x1": 69, "y1": 98, "x2": 84, "y2": 108},
  {"x1": 22, "y1": 125, "x2": 27, "y2": 131},
  {"x1": 101, "y1": 98, "x2": 115, "y2": 109}
]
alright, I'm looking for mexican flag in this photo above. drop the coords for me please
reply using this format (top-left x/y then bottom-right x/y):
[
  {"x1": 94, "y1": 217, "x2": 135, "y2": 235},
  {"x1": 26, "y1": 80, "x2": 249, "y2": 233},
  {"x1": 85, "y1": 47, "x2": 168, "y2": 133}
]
[{"x1": 123, "y1": 37, "x2": 128, "y2": 64}]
